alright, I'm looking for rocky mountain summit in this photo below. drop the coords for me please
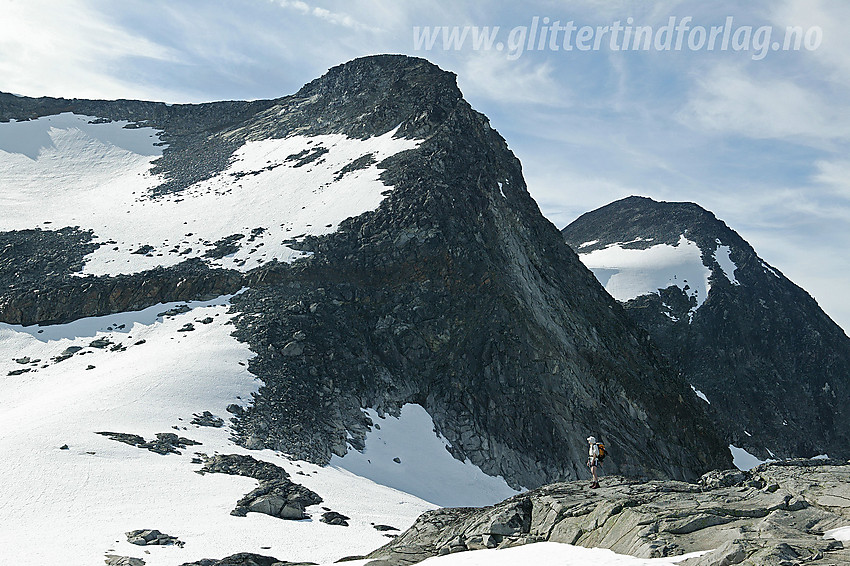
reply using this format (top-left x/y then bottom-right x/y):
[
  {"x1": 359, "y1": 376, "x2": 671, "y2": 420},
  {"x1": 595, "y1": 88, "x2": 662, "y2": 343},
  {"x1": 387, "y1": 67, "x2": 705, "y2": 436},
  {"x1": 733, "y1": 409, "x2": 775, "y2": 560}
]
[
  {"x1": 1, "y1": 56, "x2": 730, "y2": 494},
  {"x1": 221, "y1": 57, "x2": 731, "y2": 487},
  {"x1": 365, "y1": 460, "x2": 850, "y2": 566},
  {"x1": 563, "y1": 196, "x2": 850, "y2": 463}
]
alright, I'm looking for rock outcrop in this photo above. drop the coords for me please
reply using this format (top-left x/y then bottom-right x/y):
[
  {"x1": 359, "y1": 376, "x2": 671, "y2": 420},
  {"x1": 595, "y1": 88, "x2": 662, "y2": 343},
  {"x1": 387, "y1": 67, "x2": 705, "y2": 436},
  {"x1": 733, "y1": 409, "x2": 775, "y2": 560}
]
[
  {"x1": 366, "y1": 460, "x2": 850, "y2": 566},
  {"x1": 0, "y1": 256, "x2": 243, "y2": 326},
  {"x1": 196, "y1": 454, "x2": 322, "y2": 520},
  {"x1": 178, "y1": 553, "x2": 315, "y2": 566},
  {"x1": 97, "y1": 431, "x2": 201, "y2": 455},
  {"x1": 126, "y1": 529, "x2": 183, "y2": 547}
]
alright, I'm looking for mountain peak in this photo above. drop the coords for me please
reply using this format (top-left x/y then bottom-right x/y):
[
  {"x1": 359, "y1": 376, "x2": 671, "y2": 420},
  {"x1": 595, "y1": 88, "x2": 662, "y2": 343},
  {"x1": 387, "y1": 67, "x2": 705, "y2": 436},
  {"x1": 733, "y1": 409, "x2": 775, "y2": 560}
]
[
  {"x1": 564, "y1": 196, "x2": 850, "y2": 462},
  {"x1": 564, "y1": 195, "x2": 736, "y2": 254}
]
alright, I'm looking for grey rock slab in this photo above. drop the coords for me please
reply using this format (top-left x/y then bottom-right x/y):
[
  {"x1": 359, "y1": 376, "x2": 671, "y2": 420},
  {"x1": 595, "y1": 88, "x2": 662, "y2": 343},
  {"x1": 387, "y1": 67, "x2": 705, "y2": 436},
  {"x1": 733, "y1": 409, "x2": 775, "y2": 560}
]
[{"x1": 366, "y1": 462, "x2": 850, "y2": 566}]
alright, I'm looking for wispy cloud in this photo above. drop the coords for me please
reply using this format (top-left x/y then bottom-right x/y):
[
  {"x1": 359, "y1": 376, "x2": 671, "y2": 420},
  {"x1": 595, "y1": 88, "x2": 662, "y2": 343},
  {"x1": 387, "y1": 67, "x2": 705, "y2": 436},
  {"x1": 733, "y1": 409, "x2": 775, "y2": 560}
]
[
  {"x1": 813, "y1": 159, "x2": 850, "y2": 200},
  {"x1": 268, "y1": 0, "x2": 377, "y2": 31},
  {"x1": 457, "y1": 54, "x2": 567, "y2": 106},
  {"x1": 680, "y1": 65, "x2": 850, "y2": 144},
  {"x1": 0, "y1": 0, "x2": 182, "y2": 100}
]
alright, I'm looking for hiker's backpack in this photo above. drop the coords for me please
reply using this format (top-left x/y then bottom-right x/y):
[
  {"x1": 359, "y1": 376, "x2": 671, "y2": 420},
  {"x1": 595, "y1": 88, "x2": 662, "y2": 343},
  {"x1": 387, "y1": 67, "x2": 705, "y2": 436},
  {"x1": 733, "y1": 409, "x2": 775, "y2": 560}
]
[{"x1": 597, "y1": 442, "x2": 607, "y2": 463}]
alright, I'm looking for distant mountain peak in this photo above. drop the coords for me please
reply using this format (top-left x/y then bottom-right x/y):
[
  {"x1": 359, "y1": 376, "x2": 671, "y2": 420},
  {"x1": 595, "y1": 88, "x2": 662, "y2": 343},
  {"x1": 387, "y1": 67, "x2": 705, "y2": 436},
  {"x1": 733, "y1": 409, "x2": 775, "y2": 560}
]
[{"x1": 564, "y1": 196, "x2": 850, "y2": 462}]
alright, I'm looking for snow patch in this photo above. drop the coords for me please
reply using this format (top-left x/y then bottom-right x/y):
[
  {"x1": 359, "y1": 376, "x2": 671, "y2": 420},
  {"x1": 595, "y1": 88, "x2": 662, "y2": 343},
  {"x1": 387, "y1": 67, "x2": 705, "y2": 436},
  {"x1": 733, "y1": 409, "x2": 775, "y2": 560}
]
[
  {"x1": 762, "y1": 261, "x2": 781, "y2": 278},
  {"x1": 579, "y1": 239, "x2": 599, "y2": 248},
  {"x1": 0, "y1": 114, "x2": 419, "y2": 276},
  {"x1": 811, "y1": 454, "x2": 830, "y2": 460},
  {"x1": 690, "y1": 385, "x2": 710, "y2": 404},
  {"x1": 729, "y1": 445, "x2": 776, "y2": 471},
  {"x1": 0, "y1": 293, "x2": 238, "y2": 342},
  {"x1": 331, "y1": 404, "x2": 520, "y2": 508},
  {"x1": 824, "y1": 526, "x2": 850, "y2": 542},
  {"x1": 713, "y1": 242, "x2": 739, "y2": 285},
  {"x1": 579, "y1": 235, "x2": 711, "y2": 315},
  {"x1": 0, "y1": 113, "x2": 162, "y2": 160}
]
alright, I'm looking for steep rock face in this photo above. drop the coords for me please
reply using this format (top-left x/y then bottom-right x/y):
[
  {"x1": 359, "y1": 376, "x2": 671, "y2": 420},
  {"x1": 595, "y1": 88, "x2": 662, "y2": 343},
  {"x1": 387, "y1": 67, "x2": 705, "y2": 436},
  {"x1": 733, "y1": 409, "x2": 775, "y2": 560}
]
[
  {"x1": 224, "y1": 57, "x2": 730, "y2": 488},
  {"x1": 0, "y1": 257, "x2": 243, "y2": 325},
  {"x1": 0, "y1": 57, "x2": 731, "y2": 490},
  {"x1": 563, "y1": 196, "x2": 850, "y2": 461},
  {"x1": 365, "y1": 460, "x2": 850, "y2": 566}
]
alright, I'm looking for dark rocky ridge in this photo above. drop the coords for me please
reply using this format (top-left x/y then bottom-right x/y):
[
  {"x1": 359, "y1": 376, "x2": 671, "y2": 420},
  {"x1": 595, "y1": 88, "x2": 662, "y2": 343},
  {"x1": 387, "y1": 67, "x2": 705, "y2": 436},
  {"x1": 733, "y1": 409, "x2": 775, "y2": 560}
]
[
  {"x1": 0, "y1": 257, "x2": 243, "y2": 326},
  {"x1": 563, "y1": 196, "x2": 850, "y2": 462},
  {"x1": 365, "y1": 460, "x2": 850, "y2": 566},
  {"x1": 222, "y1": 56, "x2": 731, "y2": 488},
  {"x1": 1, "y1": 57, "x2": 731, "y2": 489}
]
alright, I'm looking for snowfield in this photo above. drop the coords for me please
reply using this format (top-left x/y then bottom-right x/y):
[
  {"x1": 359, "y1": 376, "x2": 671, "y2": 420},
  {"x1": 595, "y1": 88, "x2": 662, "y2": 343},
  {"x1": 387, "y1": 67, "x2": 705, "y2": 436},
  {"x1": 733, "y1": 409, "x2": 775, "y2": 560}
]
[
  {"x1": 713, "y1": 241, "x2": 739, "y2": 285},
  {"x1": 579, "y1": 235, "x2": 711, "y2": 310},
  {"x1": 0, "y1": 112, "x2": 419, "y2": 276},
  {"x1": 0, "y1": 299, "x2": 437, "y2": 566},
  {"x1": 577, "y1": 235, "x2": 742, "y2": 318}
]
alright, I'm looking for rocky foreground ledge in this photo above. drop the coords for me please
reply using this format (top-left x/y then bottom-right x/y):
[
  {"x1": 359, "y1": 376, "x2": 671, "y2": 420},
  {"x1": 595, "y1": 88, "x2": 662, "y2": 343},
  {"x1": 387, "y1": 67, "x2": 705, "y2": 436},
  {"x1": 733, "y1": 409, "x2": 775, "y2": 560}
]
[{"x1": 361, "y1": 460, "x2": 850, "y2": 566}]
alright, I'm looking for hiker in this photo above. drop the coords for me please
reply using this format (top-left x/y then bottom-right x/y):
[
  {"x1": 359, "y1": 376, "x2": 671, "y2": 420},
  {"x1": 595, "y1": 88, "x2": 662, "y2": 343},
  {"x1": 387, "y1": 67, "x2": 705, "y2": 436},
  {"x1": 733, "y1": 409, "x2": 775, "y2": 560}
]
[{"x1": 587, "y1": 436, "x2": 600, "y2": 489}]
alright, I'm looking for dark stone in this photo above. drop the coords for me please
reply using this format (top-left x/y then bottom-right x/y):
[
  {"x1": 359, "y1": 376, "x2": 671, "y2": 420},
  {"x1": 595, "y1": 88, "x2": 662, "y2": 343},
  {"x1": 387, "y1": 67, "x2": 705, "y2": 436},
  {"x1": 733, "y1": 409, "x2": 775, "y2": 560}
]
[
  {"x1": 97, "y1": 431, "x2": 201, "y2": 455},
  {"x1": 191, "y1": 411, "x2": 225, "y2": 428},
  {"x1": 132, "y1": 245, "x2": 155, "y2": 255},
  {"x1": 159, "y1": 305, "x2": 191, "y2": 317},
  {"x1": 204, "y1": 234, "x2": 245, "y2": 259},
  {"x1": 126, "y1": 529, "x2": 183, "y2": 547},
  {"x1": 178, "y1": 552, "x2": 316, "y2": 566},
  {"x1": 320, "y1": 511, "x2": 350, "y2": 526}
]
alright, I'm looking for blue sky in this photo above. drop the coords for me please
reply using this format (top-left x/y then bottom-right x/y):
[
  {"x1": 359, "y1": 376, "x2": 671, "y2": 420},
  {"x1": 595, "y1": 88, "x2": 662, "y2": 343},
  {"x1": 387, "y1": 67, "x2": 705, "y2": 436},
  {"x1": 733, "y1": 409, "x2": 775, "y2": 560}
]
[{"x1": 2, "y1": 0, "x2": 848, "y2": 332}]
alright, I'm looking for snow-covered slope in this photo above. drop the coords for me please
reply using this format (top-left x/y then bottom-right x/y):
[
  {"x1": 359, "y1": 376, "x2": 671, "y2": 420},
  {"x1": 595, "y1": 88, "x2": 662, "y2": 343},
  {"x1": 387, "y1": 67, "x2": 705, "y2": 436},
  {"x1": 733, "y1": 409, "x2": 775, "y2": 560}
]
[
  {"x1": 0, "y1": 298, "x2": 437, "y2": 566},
  {"x1": 578, "y1": 234, "x2": 712, "y2": 314},
  {"x1": 331, "y1": 405, "x2": 520, "y2": 508},
  {"x1": 0, "y1": 112, "x2": 419, "y2": 275}
]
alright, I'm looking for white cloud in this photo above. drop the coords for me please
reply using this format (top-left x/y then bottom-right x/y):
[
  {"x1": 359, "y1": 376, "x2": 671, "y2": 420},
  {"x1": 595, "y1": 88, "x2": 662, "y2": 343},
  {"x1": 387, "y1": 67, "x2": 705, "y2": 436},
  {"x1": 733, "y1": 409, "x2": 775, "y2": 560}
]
[
  {"x1": 0, "y1": 0, "x2": 182, "y2": 100},
  {"x1": 769, "y1": 0, "x2": 850, "y2": 86},
  {"x1": 813, "y1": 159, "x2": 850, "y2": 200},
  {"x1": 680, "y1": 65, "x2": 850, "y2": 143},
  {"x1": 269, "y1": 0, "x2": 378, "y2": 31},
  {"x1": 457, "y1": 53, "x2": 567, "y2": 106}
]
